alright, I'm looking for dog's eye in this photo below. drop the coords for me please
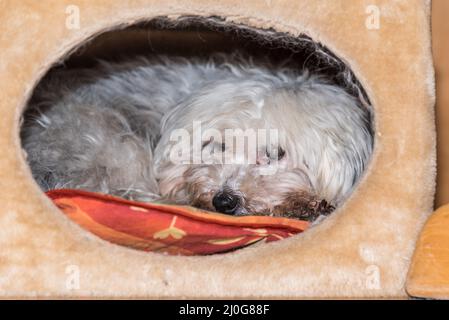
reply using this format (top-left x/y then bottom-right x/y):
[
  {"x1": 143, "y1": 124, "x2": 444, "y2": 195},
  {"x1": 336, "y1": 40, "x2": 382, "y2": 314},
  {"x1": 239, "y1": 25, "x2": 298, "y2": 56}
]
[
  {"x1": 278, "y1": 147, "x2": 286, "y2": 160},
  {"x1": 204, "y1": 141, "x2": 226, "y2": 153},
  {"x1": 202, "y1": 140, "x2": 212, "y2": 149},
  {"x1": 266, "y1": 147, "x2": 286, "y2": 161}
]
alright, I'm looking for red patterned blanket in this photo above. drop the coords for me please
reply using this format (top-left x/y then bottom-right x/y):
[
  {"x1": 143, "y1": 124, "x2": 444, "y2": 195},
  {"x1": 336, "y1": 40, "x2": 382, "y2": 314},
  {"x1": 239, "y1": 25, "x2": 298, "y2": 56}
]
[{"x1": 47, "y1": 189, "x2": 309, "y2": 255}]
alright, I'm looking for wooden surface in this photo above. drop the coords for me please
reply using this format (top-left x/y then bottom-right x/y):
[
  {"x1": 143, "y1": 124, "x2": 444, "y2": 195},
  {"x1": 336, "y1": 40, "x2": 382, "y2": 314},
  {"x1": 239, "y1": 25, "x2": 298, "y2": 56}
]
[
  {"x1": 434, "y1": 0, "x2": 449, "y2": 207},
  {"x1": 407, "y1": 204, "x2": 449, "y2": 299}
]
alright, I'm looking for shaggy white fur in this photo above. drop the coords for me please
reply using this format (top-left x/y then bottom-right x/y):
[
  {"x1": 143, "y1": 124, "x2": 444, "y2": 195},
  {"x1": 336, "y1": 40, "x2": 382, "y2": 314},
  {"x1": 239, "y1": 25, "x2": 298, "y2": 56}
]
[{"x1": 21, "y1": 53, "x2": 373, "y2": 220}]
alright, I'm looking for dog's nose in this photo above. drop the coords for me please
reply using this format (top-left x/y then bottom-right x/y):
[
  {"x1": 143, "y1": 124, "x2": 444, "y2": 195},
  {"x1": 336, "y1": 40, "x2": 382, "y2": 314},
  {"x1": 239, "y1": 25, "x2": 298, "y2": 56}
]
[{"x1": 212, "y1": 192, "x2": 239, "y2": 215}]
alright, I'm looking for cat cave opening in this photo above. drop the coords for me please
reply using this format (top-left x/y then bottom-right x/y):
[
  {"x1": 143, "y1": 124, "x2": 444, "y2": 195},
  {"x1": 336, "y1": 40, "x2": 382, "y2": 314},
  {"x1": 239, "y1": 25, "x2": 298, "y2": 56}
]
[{"x1": 20, "y1": 16, "x2": 374, "y2": 256}]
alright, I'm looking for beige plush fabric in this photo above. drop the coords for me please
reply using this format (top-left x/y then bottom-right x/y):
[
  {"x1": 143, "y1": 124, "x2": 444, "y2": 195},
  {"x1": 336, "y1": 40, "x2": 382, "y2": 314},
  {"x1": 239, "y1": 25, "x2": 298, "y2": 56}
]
[{"x1": 0, "y1": 0, "x2": 435, "y2": 298}]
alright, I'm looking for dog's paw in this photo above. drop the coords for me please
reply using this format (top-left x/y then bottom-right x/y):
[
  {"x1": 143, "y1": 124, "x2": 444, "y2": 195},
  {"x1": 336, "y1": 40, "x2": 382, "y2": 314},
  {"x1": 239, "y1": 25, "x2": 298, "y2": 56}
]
[{"x1": 273, "y1": 197, "x2": 334, "y2": 222}]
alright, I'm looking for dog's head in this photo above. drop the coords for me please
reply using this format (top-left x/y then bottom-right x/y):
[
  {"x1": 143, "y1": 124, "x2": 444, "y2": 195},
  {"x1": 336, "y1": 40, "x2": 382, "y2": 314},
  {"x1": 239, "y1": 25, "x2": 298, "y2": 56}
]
[{"x1": 154, "y1": 76, "x2": 372, "y2": 220}]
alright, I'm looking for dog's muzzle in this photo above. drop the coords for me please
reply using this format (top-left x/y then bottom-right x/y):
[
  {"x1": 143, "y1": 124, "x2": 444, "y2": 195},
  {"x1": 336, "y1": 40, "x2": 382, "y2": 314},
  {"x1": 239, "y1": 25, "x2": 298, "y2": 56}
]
[{"x1": 212, "y1": 191, "x2": 240, "y2": 215}]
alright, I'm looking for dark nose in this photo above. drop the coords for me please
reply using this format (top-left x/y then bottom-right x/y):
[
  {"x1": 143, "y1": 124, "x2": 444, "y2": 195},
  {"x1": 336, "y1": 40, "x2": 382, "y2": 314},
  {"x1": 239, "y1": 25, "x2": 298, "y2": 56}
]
[{"x1": 212, "y1": 192, "x2": 239, "y2": 215}]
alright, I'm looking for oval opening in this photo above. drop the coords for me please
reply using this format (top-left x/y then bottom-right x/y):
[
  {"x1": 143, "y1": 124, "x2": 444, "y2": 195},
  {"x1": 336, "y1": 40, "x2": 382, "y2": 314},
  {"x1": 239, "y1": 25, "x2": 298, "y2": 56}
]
[{"x1": 20, "y1": 16, "x2": 374, "y2": 255}]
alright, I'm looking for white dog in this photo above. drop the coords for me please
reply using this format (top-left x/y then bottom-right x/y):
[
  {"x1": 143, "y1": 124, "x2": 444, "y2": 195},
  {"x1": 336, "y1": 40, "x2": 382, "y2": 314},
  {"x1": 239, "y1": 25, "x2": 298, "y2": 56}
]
[{"x1": 21, "y1": 53, "x2": 373, "y2": 221}]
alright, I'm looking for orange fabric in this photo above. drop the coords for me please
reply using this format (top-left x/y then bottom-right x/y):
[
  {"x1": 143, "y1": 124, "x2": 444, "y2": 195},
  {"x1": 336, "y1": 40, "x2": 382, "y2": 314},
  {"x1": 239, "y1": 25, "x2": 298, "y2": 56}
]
[
  {"x1": 46, "y1": 189, "x2": 309, "y2": 255},
  {"x1": 406, "y1": 204, "x2": 449, "y2": 299}
]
